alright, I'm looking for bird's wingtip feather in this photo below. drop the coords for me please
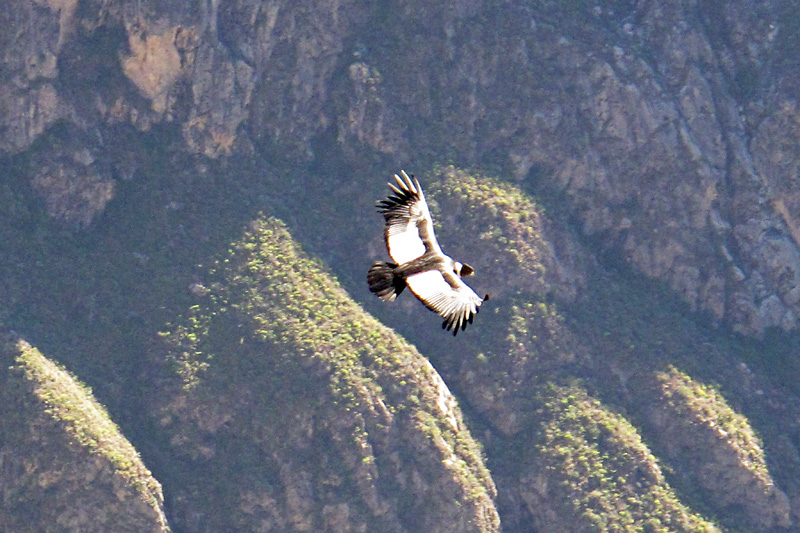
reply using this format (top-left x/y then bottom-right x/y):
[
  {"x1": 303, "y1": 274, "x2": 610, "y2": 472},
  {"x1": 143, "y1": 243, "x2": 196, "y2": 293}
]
[{"x1": 399, "y1": 170, "x2": 416, "y2": 193}]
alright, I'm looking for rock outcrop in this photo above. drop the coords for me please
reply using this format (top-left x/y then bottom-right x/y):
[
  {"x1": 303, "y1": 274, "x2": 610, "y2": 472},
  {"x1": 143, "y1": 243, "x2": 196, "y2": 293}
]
[
  {"x1": 5, "y1": 1, "x2": 800, "y2": 335},
  {"x1": 4, "y1": 1, "x2": 800, "y2": 531}
]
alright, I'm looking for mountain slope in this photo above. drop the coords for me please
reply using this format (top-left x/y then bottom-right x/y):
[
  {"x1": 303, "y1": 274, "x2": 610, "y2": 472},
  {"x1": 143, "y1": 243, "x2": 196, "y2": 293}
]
[
  {"x1": 0, "y1": 331, "x2": 169, "y2": 532},
  {"x1": 149, "y1": 216, "x2": 499, "y2": 531},
  {"x1": 3, "y1": 0, "x2": 800, "y2": 531}
]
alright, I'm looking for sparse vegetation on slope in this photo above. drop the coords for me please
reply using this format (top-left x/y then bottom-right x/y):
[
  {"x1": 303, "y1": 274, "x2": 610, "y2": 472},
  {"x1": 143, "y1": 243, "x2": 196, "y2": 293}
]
[
  {"x1": 650, "y1": 366, "x2": 791, "y2": 529},
  {"x1": 427, "y1": 166, "x2": 551, "y2": 296},
  {"x1": 154, "y1": 215, "x2": 499, "y2": 532},
  {"x1": 523, "y1": 383, "x2": 719, "y2": 532},
  {"x1": 0, "y1": 333, "x2": 168, "y2": 531},
  {"x1": 3, "y1": 1, "x2": 800, "y2": 523},
  {"x1": 410, "y1": 168, "x2": 800, "y2": 531}
]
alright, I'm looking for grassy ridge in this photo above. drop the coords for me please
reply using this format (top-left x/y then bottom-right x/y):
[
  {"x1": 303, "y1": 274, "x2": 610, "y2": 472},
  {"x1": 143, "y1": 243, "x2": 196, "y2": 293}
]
[
  {"x1": 153, "y1": 215, "x2": 499, "y2": 531},
  {"x1": 415, "y1": 168, "x2": 797, "y2": 531},
  {"x1": 528, "y1": 383, "x2": 719, "y2": 532},
  {"x1": 1, "y1": 147, "x2": 798, "y2": 530},
  {"x1": 0, "y1": 333, "x2": 168, "y2": 530}
]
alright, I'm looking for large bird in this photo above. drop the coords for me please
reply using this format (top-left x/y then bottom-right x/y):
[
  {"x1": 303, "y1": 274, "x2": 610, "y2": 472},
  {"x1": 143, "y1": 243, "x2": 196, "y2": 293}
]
[{"x1": 368, "y1": 171, "x2": 488, "y2": 335}]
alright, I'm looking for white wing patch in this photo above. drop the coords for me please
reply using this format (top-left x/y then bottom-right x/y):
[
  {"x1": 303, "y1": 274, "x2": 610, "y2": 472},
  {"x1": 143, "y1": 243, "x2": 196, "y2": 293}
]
[
  {"x1": 386, "y1": 218, "x2": 426, "y2": 264},
  {"x1": 378, "y1": 171, "x2": 442, "y2": 265},
  {"x1": 405, "y1": 271, "x2": 450, "y2": 303},
  {"x1": 406, "y1": 270, "x2": 484, "y2": 335}
]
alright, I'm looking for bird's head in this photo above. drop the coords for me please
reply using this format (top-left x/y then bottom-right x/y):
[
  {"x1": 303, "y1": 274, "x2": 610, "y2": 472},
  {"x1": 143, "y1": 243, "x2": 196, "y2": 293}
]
[{"x1": 454, "y1": 262, "x2": 474, "y2": 277}]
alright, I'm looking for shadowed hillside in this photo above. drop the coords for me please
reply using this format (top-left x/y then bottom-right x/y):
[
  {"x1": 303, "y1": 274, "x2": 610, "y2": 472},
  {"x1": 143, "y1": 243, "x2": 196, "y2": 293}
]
[
  {"x1": 150, "y1": 216, "x2": 499, "y2": 531},
  {"x1": 3, "y1": 1, "x2": 800, "y2": 531},
  {"x1": 0, "y1": 332, "x2": 168, "y2": 532}
]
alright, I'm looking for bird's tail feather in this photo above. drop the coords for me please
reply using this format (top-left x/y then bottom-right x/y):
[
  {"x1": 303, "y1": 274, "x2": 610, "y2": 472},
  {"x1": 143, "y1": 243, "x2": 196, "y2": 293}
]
[{"x1": 368, "y1": 262, "x2": 405, "y2": 301}]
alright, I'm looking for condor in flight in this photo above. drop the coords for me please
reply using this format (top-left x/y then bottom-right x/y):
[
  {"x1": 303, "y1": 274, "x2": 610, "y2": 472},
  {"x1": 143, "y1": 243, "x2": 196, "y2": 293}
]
[{"x1": 368, "y1": 171, "x2": 488, "y2": 335}]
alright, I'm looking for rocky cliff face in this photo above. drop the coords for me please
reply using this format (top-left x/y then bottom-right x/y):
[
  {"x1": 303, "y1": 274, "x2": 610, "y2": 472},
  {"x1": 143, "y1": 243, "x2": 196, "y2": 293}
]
[
  {"x1": 4, "y1": 0, "x2": 800, "y2": 531},
  {"x1": 6, "y1": 0, "x2": 800, "y2": 335},
  {"x1": 361, "y1": 1, "x2": 800, "y2": 338}
]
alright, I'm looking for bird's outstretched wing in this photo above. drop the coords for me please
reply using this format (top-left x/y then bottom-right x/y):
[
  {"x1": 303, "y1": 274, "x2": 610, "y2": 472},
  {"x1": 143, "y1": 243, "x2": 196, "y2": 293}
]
[
  {"x1": 377, "y1": 171, "x2": 442, "y2": 265},
  {"x1": 405, "y1": 269, "x2": 485, "y2": 335}
]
